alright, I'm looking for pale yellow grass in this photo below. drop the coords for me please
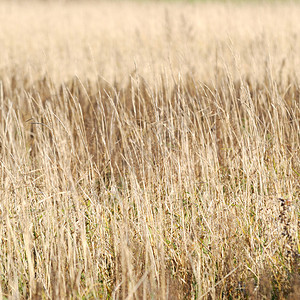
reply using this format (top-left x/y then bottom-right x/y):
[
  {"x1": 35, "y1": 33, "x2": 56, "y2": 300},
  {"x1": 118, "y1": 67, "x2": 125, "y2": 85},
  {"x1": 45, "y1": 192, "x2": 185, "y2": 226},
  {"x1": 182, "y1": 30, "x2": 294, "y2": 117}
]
[
  {"x1": 0, "y1": 1, "x2": 299, "y2": 299},
  {"x1": 1, "y1": 1, "x2": 300, "y2": 84}
]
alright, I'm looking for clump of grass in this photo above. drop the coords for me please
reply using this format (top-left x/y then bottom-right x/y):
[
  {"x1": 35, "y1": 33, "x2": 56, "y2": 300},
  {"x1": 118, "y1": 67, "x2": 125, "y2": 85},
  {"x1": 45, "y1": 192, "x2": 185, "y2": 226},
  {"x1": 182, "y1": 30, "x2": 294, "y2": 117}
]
[
  {"x1": 0, "y1": 71, "x2": 298, "y2": 299},
  {"x1": 0, "y1": 1, "x2": 299, "y2": 299}
]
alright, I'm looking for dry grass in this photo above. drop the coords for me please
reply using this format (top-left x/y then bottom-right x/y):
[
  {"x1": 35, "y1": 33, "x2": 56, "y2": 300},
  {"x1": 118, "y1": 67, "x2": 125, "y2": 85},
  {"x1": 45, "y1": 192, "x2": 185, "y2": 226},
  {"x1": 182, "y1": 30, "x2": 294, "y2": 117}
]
[{"x1": 0, "y1": 1, "x2": 299, "y2": 299}]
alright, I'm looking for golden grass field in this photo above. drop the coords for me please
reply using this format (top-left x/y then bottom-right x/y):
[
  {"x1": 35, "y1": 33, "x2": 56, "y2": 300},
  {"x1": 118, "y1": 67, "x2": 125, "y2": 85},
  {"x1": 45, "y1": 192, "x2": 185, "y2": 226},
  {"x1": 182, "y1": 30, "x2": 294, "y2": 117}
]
[{"x1": 0, "y1": 0, "x2": 299, "y2": 299}]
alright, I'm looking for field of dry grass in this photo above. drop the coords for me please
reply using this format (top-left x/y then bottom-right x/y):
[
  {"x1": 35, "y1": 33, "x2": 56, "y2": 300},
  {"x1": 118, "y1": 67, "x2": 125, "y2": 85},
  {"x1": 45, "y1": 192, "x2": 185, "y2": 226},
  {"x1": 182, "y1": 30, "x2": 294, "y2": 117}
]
[{"x1": 0, "y1": 0, "x2": 299, "y2": 299}]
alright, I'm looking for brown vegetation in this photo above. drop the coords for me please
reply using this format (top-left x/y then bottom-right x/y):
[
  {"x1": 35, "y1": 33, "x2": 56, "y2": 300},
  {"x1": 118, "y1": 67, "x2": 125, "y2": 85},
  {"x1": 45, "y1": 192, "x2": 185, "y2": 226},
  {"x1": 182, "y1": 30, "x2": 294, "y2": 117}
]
[{"x1": 0, "y1": 1, "x2": 299, "y2": 299}]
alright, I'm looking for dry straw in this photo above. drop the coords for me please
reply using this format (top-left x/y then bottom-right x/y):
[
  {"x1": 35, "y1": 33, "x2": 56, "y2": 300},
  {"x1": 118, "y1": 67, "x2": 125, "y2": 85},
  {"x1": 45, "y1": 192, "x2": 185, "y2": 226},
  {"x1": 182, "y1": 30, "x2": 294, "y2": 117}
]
[{"x1": 0, "y1": 1, "x2": 299, "y2": 299}]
